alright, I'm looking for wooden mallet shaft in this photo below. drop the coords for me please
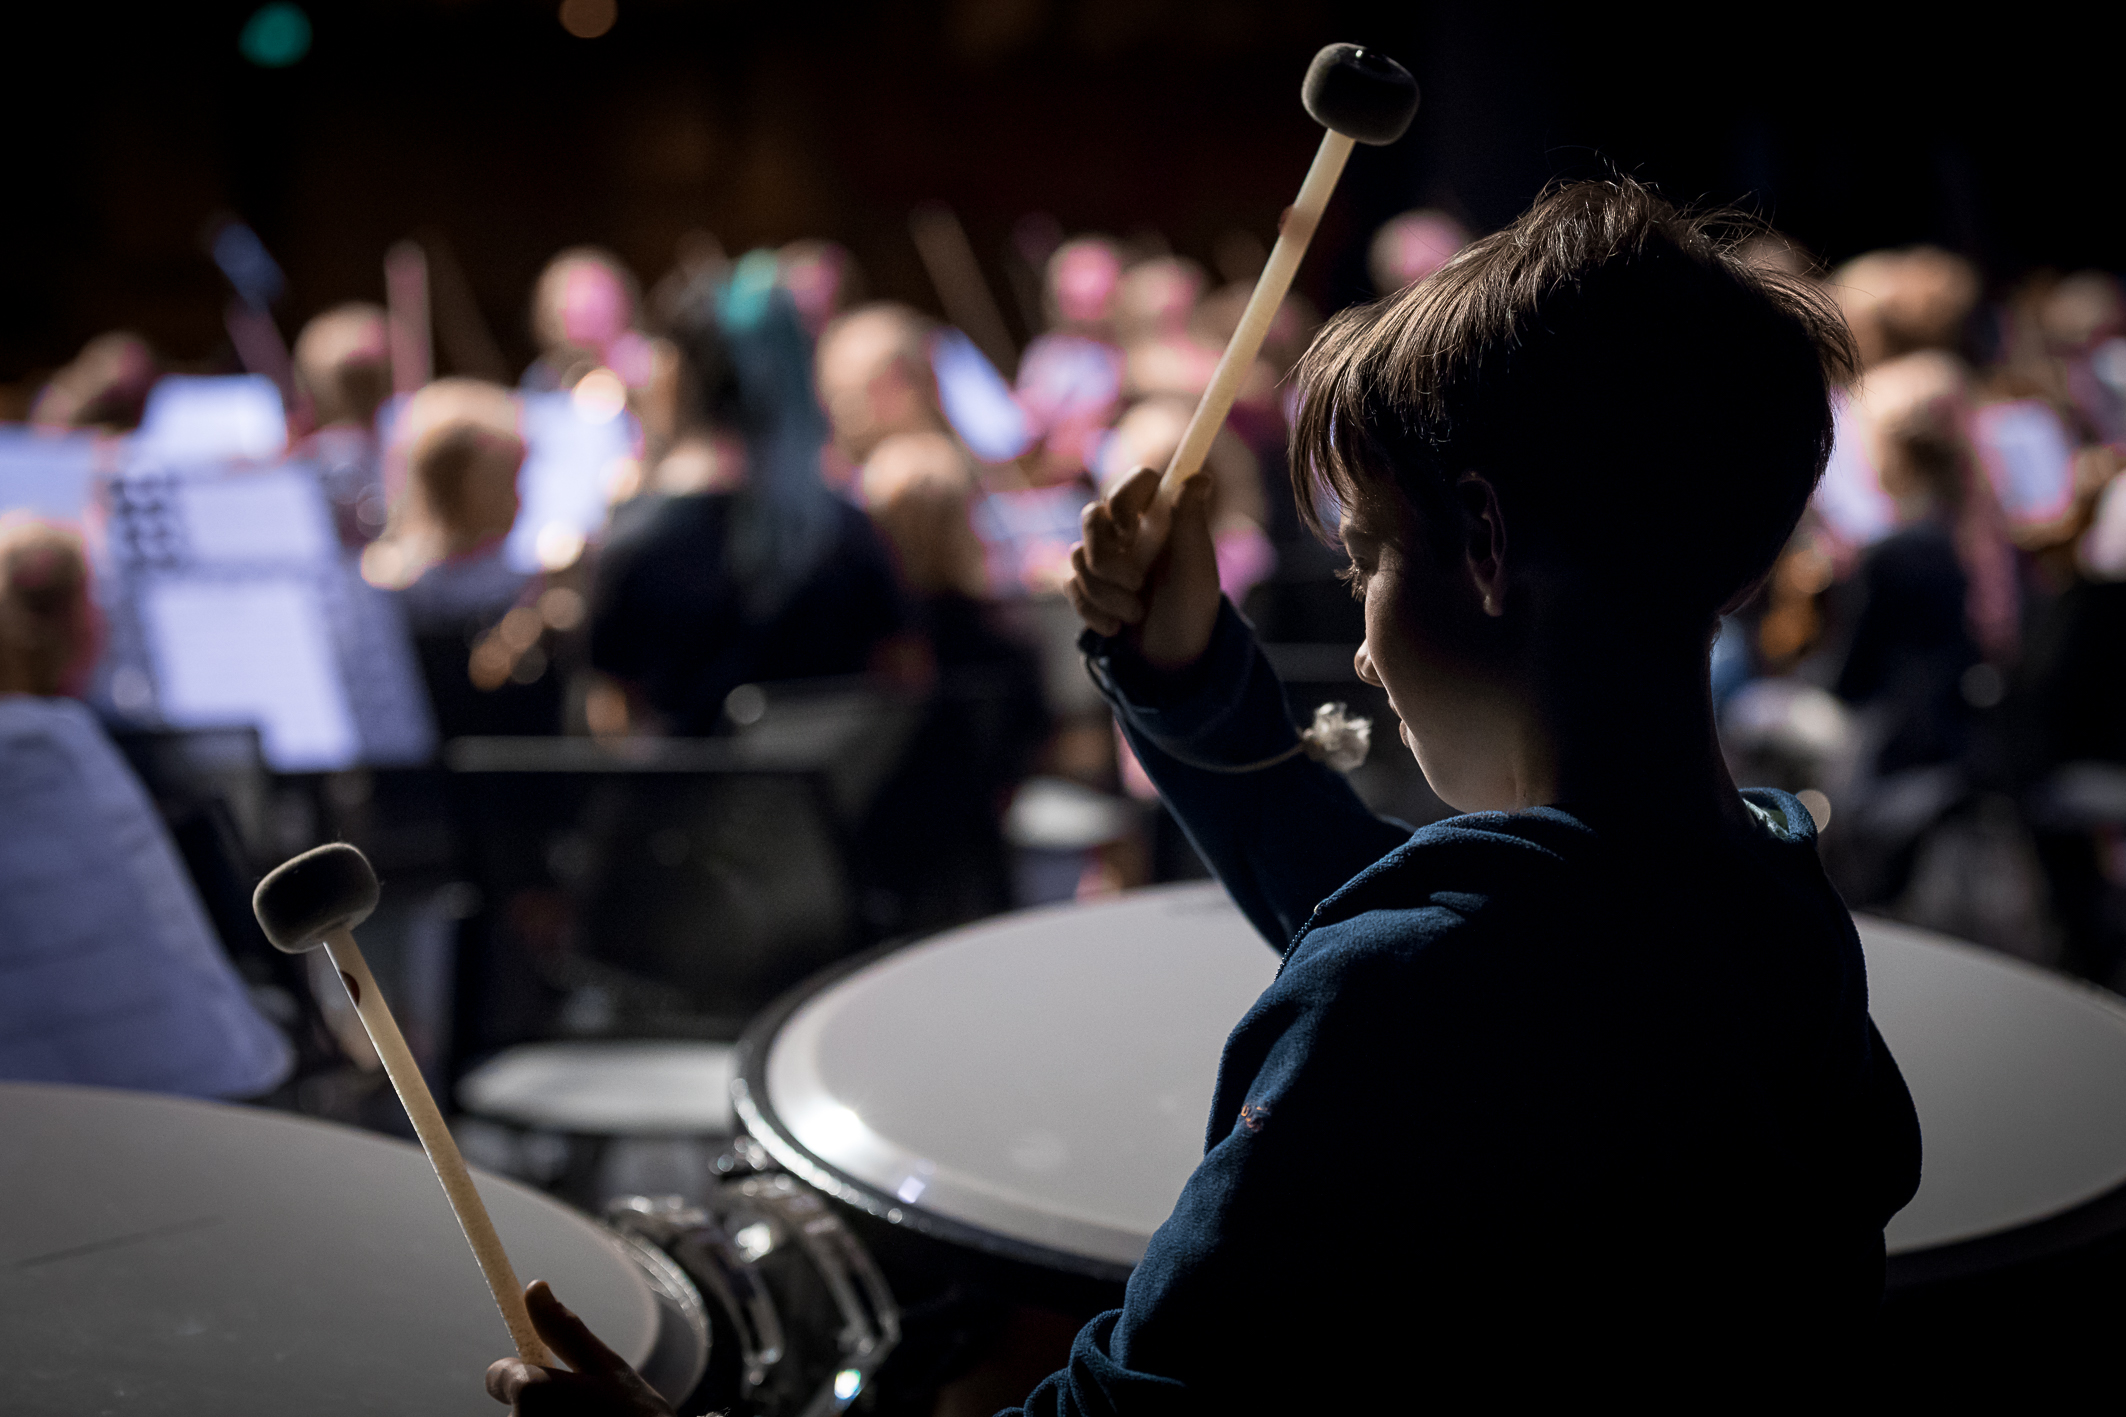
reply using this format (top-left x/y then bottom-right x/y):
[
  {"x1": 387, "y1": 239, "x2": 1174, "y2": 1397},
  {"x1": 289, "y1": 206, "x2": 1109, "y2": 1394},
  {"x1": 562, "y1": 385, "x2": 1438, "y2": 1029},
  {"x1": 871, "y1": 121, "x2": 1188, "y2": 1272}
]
[
  {"x1": 253, "y1": 843, "x2": 551, "y2": 1368},
  {"x1": 1154, "y1": 44, "x2": 1419, "y2": 511},
  {"x1": 321, "y1": 927, "x2": 553, "y2": 1368},
  {"x1": 1157, "y1": 129, "x2": 1354, "y2": 505}
]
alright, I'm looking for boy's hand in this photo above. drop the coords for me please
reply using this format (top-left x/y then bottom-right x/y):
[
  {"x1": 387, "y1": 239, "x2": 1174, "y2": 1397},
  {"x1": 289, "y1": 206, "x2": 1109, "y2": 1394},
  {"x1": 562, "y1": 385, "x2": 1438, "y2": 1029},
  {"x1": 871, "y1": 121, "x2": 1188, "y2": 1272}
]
[
  {"x1": 485, "y1": 1280, "x2": 675, "y2": 1417},
  {"x1": 1067, "y1": 467, "x2": 1221, "y2": 671}
]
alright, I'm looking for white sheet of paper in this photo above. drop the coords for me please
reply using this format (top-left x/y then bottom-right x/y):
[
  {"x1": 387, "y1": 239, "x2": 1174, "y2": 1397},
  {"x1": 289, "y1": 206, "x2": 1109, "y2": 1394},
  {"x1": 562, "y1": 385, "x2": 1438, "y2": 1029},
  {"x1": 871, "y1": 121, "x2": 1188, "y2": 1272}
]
[
  {"x1": 178, "y1": 470, "x2": 335, "y2": 566},
  {"x1": 509, "y1": 393, "x2": 636, "y2": 572},
  {"x1": 1972, "y1": 399, "x2": 2075, "y2": 527},
  {"x1": 133, "y1": 376, "x2": 287, "y2": 465},
  {"x1": 141, "y1": 577, "x2": 359, "y2": 771},
  {"x1": 0, "y1": 429, "x2": 98, "y2": 523},
  {"x1": 1813, "y1": 394, "x2": 1894, "y2": 548}
]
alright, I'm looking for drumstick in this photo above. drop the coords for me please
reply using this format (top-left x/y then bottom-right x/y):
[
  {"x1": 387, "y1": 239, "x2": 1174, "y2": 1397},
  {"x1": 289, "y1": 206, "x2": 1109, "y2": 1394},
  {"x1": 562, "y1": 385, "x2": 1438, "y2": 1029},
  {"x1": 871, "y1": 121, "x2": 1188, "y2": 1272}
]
[
  {"x1": 1154, "y1": 44, "x2": 1419, "y2": 509},
  {"x1": 254, "y1": 843, "x2": 554, "y2": 1368}
]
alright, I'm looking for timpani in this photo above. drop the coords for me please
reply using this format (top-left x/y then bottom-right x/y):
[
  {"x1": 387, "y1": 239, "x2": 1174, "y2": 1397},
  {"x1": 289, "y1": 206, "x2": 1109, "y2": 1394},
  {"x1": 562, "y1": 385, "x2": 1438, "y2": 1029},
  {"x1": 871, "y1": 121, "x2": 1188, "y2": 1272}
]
[
  {"x1": 0, "y1": 1082, "x2": 706, "y2": 1415},
  {"x1": 735, "y1": 883, "x2": 2126, "y2": 1290}
]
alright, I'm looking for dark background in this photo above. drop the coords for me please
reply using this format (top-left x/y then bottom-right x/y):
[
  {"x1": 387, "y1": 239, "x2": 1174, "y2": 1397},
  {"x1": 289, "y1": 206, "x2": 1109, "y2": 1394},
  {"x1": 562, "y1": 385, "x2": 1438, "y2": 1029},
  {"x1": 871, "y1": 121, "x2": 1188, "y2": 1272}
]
[{"x1": 4, "y1": 0, "x2": 2119, "y2": 392}]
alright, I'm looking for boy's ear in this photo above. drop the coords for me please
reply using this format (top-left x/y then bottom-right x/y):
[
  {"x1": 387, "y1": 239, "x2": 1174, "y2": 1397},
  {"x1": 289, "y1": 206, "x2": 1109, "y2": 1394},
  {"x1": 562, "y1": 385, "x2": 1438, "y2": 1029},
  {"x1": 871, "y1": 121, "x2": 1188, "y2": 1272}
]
[{"x1": 1455, "y1": 473, "x2": 1508, "y2": 617}]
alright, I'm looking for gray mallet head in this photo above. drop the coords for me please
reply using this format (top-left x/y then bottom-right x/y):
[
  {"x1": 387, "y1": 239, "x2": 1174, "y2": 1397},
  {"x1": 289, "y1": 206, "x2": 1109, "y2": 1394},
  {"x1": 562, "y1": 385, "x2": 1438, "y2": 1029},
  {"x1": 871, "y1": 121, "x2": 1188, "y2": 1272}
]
[
  {"x1": 252, "y1": 842, "x2": 380, "y2": 953},
  {"x1": 1302, "y1": 44, "x2": 1419, "y2": 147}
]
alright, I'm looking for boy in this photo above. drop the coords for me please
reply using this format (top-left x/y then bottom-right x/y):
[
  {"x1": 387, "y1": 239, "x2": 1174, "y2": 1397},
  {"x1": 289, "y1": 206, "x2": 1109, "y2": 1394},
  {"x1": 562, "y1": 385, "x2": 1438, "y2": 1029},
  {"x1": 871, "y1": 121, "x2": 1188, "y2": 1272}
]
[{"x1": 486, "y1": 179, "x2": 1920, "y2": 1412}]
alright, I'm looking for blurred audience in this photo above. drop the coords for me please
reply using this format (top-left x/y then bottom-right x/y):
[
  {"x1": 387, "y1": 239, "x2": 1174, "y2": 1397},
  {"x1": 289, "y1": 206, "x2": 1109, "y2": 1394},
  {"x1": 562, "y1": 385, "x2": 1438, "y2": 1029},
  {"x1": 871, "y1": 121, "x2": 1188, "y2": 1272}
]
[{"x1": 0, "y1": 518, "x2": 292, "y2": 1099}]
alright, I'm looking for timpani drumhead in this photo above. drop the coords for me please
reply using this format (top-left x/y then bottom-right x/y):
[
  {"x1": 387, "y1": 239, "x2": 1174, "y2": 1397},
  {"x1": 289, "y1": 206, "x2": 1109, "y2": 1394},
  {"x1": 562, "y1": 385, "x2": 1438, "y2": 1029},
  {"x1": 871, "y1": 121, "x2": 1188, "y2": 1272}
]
[
  {"x1": 738, "y1": 883, "x2": 2126, "y2": 1283},
  {"x1": 0, "y1": 1082, "x2": 663, "y2": 1416},
  {"x1": 740, "y1": 885, "x2": 1279, "y2": 1277},
  {"x1": 1864, "y1": 915, "x2": 2126, "y2": 1275}
]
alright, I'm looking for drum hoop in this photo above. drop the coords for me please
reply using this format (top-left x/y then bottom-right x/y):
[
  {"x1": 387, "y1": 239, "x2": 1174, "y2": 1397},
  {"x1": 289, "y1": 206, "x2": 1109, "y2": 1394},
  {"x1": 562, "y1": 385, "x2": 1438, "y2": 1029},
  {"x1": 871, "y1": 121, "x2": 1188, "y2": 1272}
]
[
  {"x1": 1887, "y1": 1172, "x2": 2126, "y2": 1290},
  {"x1": 1860, "y1": 916, "x2": 2126, "y2": 1288},
  {"x1": 603, "y1": 1228, "x2": 713, "y2": 1402},
  {"x1": 740, "y1": 922, "x2": 2126, "y2": 1293},
  {"x1": 734, "y1": 940, "x2": 1138, "y2": 1286}
]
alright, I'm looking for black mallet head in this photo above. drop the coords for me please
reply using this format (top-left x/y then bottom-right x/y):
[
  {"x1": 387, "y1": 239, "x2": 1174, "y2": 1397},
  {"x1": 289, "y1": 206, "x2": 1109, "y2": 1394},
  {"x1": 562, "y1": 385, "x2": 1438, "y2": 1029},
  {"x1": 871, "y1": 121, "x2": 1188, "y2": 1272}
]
[
  {"x1": 253, "y1": 842, "x2": 380, "y2": 954},
  {"x1": 1302, "y1": 44, "x2": 1419, "y2": 147}
]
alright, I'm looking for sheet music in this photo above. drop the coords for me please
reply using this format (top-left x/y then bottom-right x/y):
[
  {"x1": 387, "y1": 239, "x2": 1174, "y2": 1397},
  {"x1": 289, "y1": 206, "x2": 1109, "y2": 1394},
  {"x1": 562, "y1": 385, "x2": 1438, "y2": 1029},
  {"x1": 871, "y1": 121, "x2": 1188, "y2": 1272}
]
[
  {"x1": 132, "y1": 375, "x2": 287, "y2": 466},
  {"x1": 509, "y1": 392, "x2": 635, "y2": 572},
  {"x1": 176, "y1": 468, "x2": 335, "y2": 565},
  {"x1": 1813, "y1": 393, "x2": 1895, "y2": 549},
  {"x1": 1972, "y1": 399, "x2": 2075, "y2": 528},
  {"x1": 140, "y1": 577, "x2": 359, "y2": 771},
  {"x1": 0, "y1": 427, "x2": 99, "y2": 522}
]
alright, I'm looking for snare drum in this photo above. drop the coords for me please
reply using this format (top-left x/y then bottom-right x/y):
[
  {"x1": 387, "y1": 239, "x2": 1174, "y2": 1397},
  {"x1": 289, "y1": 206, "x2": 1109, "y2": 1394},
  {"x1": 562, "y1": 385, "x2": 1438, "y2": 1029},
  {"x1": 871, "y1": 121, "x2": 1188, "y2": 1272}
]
[
  {"x1": 458, "y1": 1040, "x2": 738, "y2": 1208},
  {"x1": 604, "y1": 1170, "x2": 899, "y2": 1416},
  {"x1": 0, "y1": 1081, "x2": 707, "y2": 1416},
  {"x1": 736, "y1": 883, "x2": 2126, "y2": 1293}
]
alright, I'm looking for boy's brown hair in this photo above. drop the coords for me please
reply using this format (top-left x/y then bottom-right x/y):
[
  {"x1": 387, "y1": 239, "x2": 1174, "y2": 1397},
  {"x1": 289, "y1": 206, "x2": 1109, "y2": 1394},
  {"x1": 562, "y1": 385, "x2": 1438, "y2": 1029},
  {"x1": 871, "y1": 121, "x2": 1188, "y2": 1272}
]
[{"x1": 1293, "y1": 178, "x2": 1856, "y2": 631}]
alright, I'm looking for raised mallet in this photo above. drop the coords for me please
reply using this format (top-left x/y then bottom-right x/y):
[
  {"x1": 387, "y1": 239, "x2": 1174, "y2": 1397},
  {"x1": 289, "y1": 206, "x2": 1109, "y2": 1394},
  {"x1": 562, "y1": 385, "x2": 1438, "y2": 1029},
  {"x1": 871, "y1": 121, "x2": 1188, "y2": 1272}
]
[
  {"x1": 1155, "y1": 43, "x2": 1418, "y2": 508},
  {"x1": 253, "y1": 842, "x2": 553, "y2": 1368}
]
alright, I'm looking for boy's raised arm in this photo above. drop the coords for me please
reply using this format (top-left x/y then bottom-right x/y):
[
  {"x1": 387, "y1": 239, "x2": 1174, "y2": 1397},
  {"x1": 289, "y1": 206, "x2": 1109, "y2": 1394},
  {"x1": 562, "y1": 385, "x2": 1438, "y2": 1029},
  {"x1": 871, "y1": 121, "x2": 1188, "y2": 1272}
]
[{"x1": 1069, "y1": 468, "x2": 1410, "y2": 947}]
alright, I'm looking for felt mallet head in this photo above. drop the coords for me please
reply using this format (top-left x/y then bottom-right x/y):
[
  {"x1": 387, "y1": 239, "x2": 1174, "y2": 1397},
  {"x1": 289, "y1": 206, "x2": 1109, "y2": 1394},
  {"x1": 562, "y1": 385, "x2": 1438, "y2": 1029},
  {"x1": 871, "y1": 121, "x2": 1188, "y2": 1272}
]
[
  {"x1": 1302, "y1": 44, "x2": 1420, "y2": 146},
  {"x1": 253, "y1": 842, "x2": 380, "y2": 953}
]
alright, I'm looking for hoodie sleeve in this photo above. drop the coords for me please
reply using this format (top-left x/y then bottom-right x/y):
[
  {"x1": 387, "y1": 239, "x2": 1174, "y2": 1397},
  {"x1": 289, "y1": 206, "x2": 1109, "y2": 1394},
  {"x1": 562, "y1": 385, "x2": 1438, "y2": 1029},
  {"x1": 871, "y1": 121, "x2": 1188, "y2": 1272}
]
[{"x1": 1081, "y1": 599, "x2": 1410, "y2": 949}]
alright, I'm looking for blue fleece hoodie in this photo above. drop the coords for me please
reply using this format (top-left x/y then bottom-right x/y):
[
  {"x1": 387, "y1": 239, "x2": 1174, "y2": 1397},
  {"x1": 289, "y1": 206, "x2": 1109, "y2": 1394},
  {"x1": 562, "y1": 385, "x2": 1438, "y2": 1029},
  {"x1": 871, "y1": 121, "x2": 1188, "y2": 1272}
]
[{"x1": 1008, "y1": 602, "x2": 1920, "y2": 1411}]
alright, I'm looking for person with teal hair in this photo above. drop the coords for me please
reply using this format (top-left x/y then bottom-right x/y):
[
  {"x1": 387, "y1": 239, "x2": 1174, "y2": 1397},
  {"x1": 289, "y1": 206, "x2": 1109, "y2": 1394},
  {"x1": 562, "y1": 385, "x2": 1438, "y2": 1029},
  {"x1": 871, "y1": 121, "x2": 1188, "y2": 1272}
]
[{"x1": 589, "y1": 252, "x2": 909, "y2": 733}]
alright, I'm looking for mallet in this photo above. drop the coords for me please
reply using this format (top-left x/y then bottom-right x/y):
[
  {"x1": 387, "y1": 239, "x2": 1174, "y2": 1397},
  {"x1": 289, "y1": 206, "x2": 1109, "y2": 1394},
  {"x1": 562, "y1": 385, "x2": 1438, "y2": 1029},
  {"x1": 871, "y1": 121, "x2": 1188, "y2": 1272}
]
[
  {"x1": 1155, "y1": 43, "x2": 1419, "y2": 507},
  {"x1": 253, "y1": 843, "x2": 554, "y2": 1368}
]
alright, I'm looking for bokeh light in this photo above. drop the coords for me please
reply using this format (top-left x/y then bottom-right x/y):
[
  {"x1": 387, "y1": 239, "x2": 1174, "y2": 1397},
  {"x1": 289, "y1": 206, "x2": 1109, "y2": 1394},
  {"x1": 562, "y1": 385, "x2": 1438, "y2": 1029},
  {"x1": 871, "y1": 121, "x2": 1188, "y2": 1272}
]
[
  {"x1": 558, "y1": 0, "x2": 617, "y2": 40},
  {"x1": 239, "y1": 3, "x2": 312, "y2": 68},
  {"x1": 570, "y1": 367, "x2": 626, "y2": 423}
]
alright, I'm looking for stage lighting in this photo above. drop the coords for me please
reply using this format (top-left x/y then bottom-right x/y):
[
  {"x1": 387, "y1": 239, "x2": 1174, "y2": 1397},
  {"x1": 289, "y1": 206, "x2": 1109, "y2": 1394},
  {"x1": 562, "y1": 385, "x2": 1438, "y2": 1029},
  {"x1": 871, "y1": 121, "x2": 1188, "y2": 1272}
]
[
  {"x1": 239, "y1": 3, "x2": 312, "y2": 68},
  {"x1": 559, "y1": 0, "x2": 617, "y2": 39}
]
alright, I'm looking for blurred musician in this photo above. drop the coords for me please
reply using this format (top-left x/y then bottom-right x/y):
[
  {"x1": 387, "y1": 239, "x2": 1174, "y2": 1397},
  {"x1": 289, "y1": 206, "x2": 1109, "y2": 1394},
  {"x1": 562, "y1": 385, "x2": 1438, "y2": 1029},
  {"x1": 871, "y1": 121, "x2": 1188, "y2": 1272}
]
[
  {"x1": 523, "y1": 246, "x2": 651, "y2": 394},
  {"x1": 1836, "y1": 352, "x2": 2002, "y2": 775},
  {"x1": 1366, "y1": 207, "x2": 1470, "y2": 296},
  {"x1": 29, "y1": 331, "x2": 159, "y2": 432},
  {"x1": 815, "y1": 301, "x2": 957, "y2": 485},
  {"x1": 292, "y1": 302, "x2": 393, "y2": 547},
  {"x1": 1014, "y1": 238, "x2": 1127, "y2": 489},
  {"x1": 589, "y1": 257, "x2": 906, "y2": 734},
  {"x1": 776, "y1": 238, "x2": 865, "y2": 341},
  {"x1": 378, "y1": 379, "x2": 564, "y2": 738},
  {"x1": 855, "y1": 430, "x2": 1049, "y2": 930},
  {"x1": 0, "y1": 519, "x2": 292, "y2": 1099}
]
